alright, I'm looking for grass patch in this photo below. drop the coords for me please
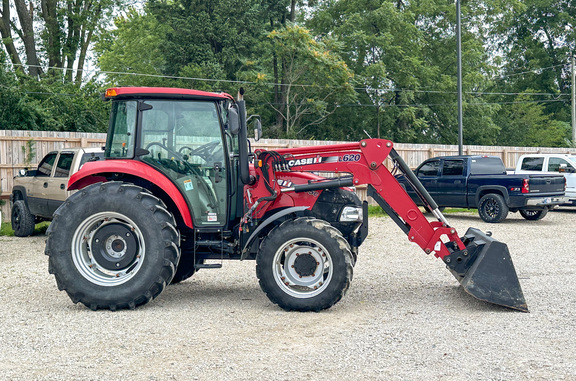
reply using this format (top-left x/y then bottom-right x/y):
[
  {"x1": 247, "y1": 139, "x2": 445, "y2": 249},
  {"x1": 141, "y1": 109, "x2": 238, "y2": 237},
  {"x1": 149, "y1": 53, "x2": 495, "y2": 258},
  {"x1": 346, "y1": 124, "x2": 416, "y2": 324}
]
[
  {"x1": 367, "y1": 205, "x2": 472, "y2": 217},
  {"x1": 0, "y1": 221, "x2": 50, "y2": 236},
  {"x1": 0, "y1": 222, "x2": 13, "y2": 236},
  {"x1": 367, "y1": 205, "x2": 387, "y2": 217}
]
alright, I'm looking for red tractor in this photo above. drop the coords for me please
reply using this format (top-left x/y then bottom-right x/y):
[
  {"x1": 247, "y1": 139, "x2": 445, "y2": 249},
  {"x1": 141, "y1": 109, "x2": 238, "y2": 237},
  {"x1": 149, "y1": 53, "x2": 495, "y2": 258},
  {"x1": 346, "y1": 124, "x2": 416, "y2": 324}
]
[{"x1": 45, "y1": 87, "x2": 528, "y2": 312}]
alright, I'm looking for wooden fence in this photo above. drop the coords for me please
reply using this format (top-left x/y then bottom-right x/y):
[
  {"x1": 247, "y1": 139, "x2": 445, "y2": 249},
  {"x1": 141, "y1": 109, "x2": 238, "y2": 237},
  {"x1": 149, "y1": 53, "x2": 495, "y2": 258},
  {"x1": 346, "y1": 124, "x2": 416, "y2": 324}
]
[{"x1": 2, "y1": 130, "x2": 576, "y2": 221}]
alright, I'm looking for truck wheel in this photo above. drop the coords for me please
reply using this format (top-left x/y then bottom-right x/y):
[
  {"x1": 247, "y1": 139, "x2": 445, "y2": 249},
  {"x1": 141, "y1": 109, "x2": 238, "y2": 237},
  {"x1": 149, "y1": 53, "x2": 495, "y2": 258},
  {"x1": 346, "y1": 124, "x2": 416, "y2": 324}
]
[
  {"x1": 45, "y1": 182, "x2": 180, "y2": 310},
  {"x1": 478, "y1": 193, "x2": 509, "y2": 223},
  {"x1": 519, "y1": 208, "x2": 548, "y2": 221},
  {"x1": 11, "y1": 200, "x2": 35, "y2": 237},
  {"x1": 256, "y1": 217, "x2": 353, "y2": 312}
]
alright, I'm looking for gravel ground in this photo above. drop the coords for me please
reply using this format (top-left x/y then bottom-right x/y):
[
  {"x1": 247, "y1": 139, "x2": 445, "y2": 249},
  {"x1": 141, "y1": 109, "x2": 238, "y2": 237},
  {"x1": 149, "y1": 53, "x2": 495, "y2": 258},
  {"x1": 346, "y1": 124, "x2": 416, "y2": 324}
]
[{"x1": 1, "y1": 208, "x2": 575, "y2": 380}]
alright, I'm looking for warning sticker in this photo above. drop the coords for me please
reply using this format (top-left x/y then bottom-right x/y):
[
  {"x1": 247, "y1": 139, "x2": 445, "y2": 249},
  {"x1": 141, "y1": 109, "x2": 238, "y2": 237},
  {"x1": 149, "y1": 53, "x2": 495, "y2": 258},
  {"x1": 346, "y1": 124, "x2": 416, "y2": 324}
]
[
  {"x1": 183, "y1": 179, "x2": 194, "y2": 191},
  {"x1": 207, "y1": 213, "x2": 217, "y2": 222}
]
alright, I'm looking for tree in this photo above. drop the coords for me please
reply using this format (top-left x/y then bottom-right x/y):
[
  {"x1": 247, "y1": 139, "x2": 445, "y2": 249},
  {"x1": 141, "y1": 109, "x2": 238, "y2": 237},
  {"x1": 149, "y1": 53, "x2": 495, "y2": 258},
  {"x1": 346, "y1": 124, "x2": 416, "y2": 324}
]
[
  {"x1": 245, "y1": 24, "x2": 356, "y2": 138},
  {"x1": 310, "y1": 0, "x2": 506, "y2": 144},
  {"x1": 0, "y1": 0, "x2": 119, "y2": 83}
]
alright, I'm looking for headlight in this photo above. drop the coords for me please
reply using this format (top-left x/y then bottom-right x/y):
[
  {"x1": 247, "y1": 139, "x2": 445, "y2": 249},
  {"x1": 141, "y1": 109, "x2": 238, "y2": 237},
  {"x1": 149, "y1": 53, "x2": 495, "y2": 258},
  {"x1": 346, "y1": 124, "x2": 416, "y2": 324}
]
[{"x1": 339, "y1": 206, "x2": 363, "y2": 222}]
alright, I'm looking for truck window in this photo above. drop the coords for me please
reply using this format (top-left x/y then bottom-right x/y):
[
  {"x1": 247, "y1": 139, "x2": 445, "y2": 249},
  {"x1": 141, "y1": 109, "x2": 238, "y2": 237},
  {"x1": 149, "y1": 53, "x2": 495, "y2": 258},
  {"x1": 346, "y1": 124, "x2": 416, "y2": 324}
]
[
  {"x1": 548, "y1": 157, "x2": 571, "y2": 172},
  {"x1": 417, "y1": 160, "x2": 440, "y2": 177},
  {"x1": 37, "y1": 152, "x2": 58, "y2": 176},
  {"x1": 442, "y1": 160, "x2": 464, "y2": 176},
  {"x1": 470, "y1": 157, "x2": 506, "y2": 175},
  {"x1": 80, "y1": 152, "x2": 104, "y2": 168},
  {"x1": 54, "y1": 153, "x2": 75, "y2": 177},
  {"x1": 520, "y1": 157, "x2": 544, "y2": 171}
]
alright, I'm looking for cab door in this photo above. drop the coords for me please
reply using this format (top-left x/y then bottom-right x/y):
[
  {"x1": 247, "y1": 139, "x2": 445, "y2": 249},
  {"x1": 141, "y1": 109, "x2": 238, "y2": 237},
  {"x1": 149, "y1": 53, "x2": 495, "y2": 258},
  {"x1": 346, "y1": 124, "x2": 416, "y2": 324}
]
[
  {"x1": 45, "y1": 151, "x2": 75, "y2": 215},
  {"x1": 435, "y1": 159, "x2": 467, "y2": 207},
  {"x1": 26, "y1": 152, "x2": 58, "y2": 217},
  {"x1": 137, "y1": 99, "x2": 229, "y2": 227}
]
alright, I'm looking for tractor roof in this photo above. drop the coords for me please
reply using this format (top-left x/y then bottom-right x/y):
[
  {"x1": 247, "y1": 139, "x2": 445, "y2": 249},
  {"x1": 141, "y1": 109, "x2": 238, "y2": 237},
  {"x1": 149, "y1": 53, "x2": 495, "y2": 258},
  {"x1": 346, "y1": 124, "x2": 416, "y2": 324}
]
[{"x1": 104, "y1": 87, "x2": 234, "y2": 101}]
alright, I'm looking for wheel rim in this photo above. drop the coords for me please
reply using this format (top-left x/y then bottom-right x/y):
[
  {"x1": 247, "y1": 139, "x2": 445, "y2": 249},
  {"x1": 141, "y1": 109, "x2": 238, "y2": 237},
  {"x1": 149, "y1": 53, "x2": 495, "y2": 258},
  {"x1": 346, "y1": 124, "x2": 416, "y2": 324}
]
[
  {"x1": 71, "y1": 212, "x2": 146, "y2": 286},
  {"x1": 484, "y1": 199, "x2": 500, "y2": 218},
  {"x1": 272, "y1": 237, "x2": 333, "y2": 298},
  {"x1": 12, "y1": 207, "x2": 21, "y2": 231}
]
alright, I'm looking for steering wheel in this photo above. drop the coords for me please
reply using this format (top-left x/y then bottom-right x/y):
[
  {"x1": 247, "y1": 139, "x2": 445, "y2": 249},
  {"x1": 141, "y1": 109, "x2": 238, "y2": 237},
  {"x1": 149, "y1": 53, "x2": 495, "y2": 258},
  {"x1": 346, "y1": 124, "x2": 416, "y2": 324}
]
[{"x1": 178, "y1": 140, "x2": 221, "y2": 162}]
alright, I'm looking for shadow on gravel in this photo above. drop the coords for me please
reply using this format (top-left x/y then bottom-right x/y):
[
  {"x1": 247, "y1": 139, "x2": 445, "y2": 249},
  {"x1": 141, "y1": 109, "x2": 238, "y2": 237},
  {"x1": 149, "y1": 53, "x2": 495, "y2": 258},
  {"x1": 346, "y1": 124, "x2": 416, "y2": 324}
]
[{"x1": 159, "y1": 281, "x2": 266, "y2": 309}]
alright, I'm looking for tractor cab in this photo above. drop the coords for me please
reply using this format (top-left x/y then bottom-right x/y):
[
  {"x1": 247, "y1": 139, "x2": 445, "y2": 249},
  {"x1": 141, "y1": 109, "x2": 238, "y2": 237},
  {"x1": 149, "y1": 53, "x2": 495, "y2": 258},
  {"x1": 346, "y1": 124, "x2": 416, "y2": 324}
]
[{"x1": 102, "y1": 87, "x2": 245, "y2": 228}]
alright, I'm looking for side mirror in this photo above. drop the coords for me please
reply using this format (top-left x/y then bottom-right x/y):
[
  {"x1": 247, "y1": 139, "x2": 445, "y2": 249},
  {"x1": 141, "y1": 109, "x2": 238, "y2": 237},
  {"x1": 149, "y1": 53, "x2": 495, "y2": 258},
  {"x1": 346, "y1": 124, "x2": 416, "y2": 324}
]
[
  {"x1": 247, "y1": 115, "x2": 262, "y2": 141},
  {"x1": 228, "y1": 107, "x2": 240, "y2": 135},
  {"x1": 254, "y1": 119, "x2": 262, "y2": 141}
]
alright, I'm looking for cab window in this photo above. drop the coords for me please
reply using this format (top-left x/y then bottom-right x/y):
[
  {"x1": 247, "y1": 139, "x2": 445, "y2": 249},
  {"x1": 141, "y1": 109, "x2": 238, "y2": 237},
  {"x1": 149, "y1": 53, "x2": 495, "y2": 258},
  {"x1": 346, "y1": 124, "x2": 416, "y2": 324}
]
[
  {"x1": 442, "y1": 160, "x2": 464, "y2": 176},
  {"x1": 37, "y1": 152, "x2": 58, "y2": 176},
  {"x1": 417, "y1": 160, "x2": 440, "y2": 177},
  {"x1": 521, "y1": 157, "x2": 544, "y2": 171},
  {"x1": 54, "y1": 153, "x2": 75, "y2": 177},
  {"x1": 548, "y1": 158, "x2": 571, "y2": 172}
]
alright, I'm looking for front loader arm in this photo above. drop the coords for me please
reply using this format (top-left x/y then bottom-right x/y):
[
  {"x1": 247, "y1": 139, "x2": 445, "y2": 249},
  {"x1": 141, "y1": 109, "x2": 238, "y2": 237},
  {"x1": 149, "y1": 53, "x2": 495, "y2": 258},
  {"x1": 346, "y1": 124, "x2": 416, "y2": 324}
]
[
  {"x1": 249, "y1": 138, "x2": 528, "y2": 312},
  {"x1": 252, "y1": 139, "x2": 464, "y2": 259}
]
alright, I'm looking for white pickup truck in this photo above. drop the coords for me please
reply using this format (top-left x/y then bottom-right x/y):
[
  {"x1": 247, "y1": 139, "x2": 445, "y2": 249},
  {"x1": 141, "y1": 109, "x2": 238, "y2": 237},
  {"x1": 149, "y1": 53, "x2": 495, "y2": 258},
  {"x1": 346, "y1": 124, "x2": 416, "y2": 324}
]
[
  {"x1": 10, "y1": 147, "x2": 104, "y2": 236},
  {"x1": 514, "y1": 153, "x2": 576, "y2": 206}
]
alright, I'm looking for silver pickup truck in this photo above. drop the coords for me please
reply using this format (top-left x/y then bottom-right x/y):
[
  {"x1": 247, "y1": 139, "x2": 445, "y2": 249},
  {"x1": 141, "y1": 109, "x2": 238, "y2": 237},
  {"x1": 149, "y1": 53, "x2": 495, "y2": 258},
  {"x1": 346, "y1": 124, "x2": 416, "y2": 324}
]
[{"x1": 10, "y1": 147, "x2": 104, "y2": 236}]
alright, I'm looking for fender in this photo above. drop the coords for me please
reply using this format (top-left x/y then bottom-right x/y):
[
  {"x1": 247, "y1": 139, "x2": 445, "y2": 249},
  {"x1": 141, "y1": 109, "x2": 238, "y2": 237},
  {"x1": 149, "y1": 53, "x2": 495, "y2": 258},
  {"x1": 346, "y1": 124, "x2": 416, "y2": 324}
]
[
  {"x1": 474, "y1": 185, "x2": 510, "y2": 207},
  {"x1": 68, "y1": 160, "x2": 194, "y2": 228},
  {"x1": 241, "y1": 206, "x2": 309, "y2": 259}
]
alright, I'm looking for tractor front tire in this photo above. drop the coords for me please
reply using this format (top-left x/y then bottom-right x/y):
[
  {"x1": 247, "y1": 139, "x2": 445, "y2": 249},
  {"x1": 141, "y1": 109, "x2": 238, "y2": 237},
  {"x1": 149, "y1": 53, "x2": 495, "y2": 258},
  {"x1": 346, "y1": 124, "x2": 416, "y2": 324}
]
[
  {"x1": 256, "y1": 217, "x2": 353, "y2": 312},
  {"x1": 45, "y1": 182, "x2": 180, "y2": 310},
  {"x1": 478, "y1": 193, "x2": 509, "y2": 223},
  {"x1": 11, "y1": 200, "x2": 35, "y2": 237}
]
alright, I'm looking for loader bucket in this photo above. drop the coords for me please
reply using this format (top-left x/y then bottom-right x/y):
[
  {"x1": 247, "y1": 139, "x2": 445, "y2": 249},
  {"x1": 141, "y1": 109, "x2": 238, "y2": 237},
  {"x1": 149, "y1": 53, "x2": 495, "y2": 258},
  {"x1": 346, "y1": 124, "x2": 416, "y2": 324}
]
[{"x1": 444, "y1": 228, "x2": 528, "y2": 312}]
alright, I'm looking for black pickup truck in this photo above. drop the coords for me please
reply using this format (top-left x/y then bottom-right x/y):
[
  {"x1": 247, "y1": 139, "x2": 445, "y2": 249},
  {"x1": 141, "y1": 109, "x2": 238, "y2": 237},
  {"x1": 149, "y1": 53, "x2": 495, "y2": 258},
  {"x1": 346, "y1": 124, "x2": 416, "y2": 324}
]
[{"x1": 397, "y1": 155, "x2": 567, "y2": 223}]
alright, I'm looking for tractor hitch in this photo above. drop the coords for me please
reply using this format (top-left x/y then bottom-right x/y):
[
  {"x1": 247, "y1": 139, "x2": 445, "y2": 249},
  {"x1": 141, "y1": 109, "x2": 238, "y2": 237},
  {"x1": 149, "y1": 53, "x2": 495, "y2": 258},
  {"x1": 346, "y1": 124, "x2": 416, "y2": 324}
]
[{"x1": 444, "y1": 228, "x2": 528, "y2": 312}]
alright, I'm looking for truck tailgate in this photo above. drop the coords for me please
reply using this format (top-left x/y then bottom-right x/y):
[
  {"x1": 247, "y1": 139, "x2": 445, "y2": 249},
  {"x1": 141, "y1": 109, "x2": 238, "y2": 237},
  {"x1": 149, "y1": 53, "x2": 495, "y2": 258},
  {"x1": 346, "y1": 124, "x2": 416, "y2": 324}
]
[{"x1": 526, "y1": 174, "x2": 565, "y2": 193}]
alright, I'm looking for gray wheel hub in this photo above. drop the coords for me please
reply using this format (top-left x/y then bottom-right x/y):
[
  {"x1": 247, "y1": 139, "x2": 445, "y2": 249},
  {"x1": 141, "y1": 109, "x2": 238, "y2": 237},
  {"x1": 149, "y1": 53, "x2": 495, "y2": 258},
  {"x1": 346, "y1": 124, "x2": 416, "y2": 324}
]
[
  {"x1": 273, "y1": 237, "x2": 333, "y2": 298},
  {"x1": 72, "y1": 212, "x2": 146, "y2": 286}
]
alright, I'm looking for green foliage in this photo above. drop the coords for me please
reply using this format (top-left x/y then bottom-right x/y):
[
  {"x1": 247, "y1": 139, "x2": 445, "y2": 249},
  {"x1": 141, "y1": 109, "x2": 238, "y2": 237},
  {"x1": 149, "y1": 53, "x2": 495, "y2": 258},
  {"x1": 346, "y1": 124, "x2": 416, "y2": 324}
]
[
  {"x1": 0, "y1": 1, "x2": 573, "y2": 148},
  {"x1": 245, "y1": 24, "x2": 356, "y2": 137},
  {"x1": 21, "y1": 140, "x2": 36, "y2": 166},
  {"x1": 1, "y1": 54, "x2": 109, "y2": 132}
]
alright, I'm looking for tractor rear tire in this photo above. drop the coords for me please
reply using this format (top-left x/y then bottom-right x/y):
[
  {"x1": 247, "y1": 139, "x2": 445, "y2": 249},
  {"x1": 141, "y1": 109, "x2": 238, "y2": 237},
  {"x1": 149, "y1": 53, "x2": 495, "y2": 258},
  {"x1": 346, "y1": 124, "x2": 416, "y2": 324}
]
[
  {"x1": 11, "y1": 200, "x2": 35, "y2": 237},
  {"x1": 256, "y1": 217, "x2": 353, "y2": 312},
  {"x1": 170, "y1": 255, "x2": 204, "y2": 284},
  {"x1": 519, "y1": 208, "x2": 548, "y2": 221},
  {"x1": 478, "y1": 193, "x2": 509, "y2": 223},
  {"x1": 45, "y1": 182, "x2": 180, "y2": 310}
]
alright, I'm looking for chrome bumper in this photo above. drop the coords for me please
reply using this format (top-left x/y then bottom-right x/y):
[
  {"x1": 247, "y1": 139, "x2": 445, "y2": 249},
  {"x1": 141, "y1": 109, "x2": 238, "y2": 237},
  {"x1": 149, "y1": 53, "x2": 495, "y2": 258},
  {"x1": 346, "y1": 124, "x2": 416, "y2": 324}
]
[{"x1": 525, "y1": 196, "x2": 569, "y2": 206}]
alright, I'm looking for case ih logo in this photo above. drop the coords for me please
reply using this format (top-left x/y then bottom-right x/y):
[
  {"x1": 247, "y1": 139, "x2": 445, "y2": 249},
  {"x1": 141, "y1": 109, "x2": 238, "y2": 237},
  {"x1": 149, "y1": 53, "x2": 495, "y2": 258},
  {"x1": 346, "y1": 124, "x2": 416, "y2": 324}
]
[
  {"x1": 287, "y1": 156, "x2": 340, "y2": 167},
  {"x1": 287, "y1": 157, "x2": 322, "y2": 167}
]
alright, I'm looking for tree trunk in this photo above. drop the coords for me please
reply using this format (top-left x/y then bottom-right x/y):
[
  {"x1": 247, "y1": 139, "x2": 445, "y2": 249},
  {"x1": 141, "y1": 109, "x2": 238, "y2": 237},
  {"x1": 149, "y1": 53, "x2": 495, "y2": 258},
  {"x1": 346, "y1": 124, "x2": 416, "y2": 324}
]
[
  {"x1": 0, "y1": 0, "x2": 23, "y2": 72},
  {"x1": 14, "y1": 0, "x2": 42, "y2": 78},
  {"x1": 40, "y1": 0, "x2": 62, "y2": 74}
]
